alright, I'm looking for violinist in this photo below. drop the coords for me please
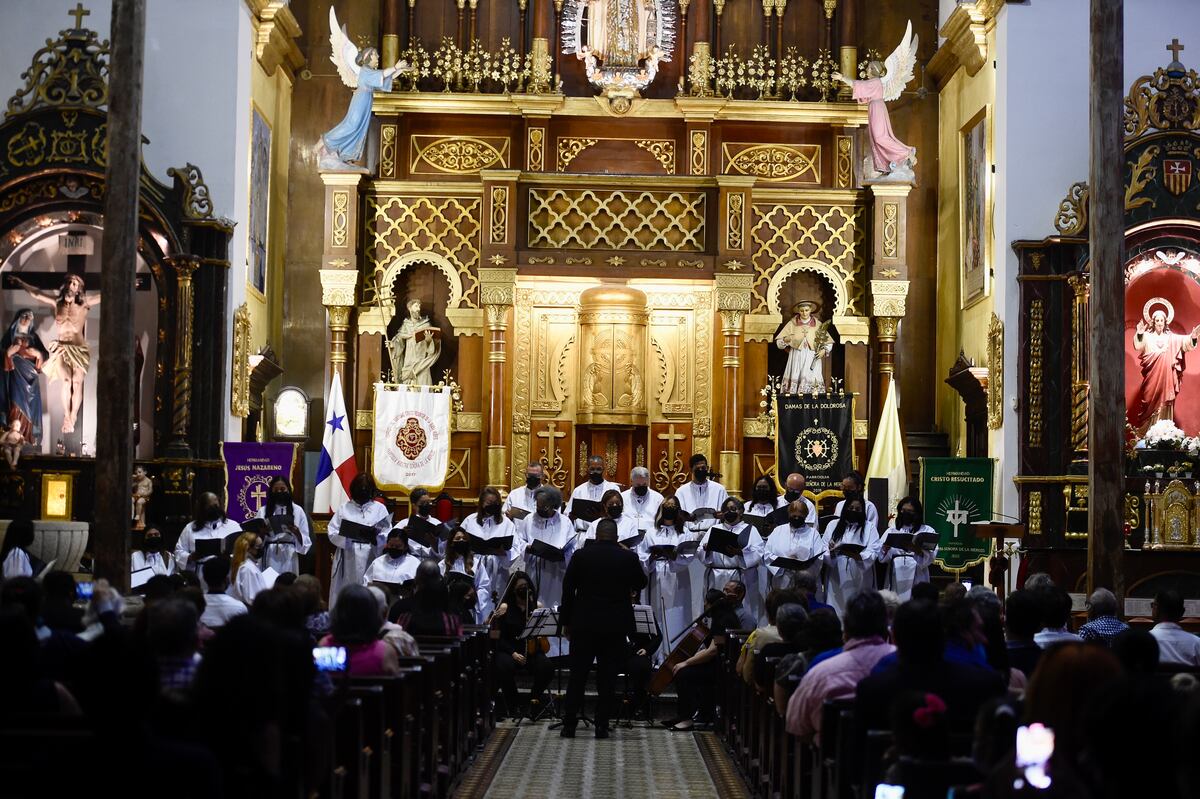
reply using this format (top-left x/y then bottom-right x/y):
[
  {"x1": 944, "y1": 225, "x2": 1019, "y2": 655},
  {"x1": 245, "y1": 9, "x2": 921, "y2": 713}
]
[
  {"x1": 663, "y1": 589, "x2": 740, "y2": 731},
  {"x1": 491, "y1": 571, "x2": 554, "y2": 719}
]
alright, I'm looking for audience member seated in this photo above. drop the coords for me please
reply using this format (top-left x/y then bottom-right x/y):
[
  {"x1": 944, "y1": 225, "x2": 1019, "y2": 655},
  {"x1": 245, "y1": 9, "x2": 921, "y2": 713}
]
[
  {"x1": 666, "y1": 590, "x2": 742, "y2": 731},
  {"x1": 41, "y1": 570, "x2": 84, "y2": 633},
  {"x1": 1003, "y1": 589, "x2": 1043, "y2": 679},
  {"x1": 0, "y1": 518, "x2": 36, "y2": 579},
  {"x1": 321, "y1": 585, "x2": 401, "y2": 676},
  {"x1": 969, "y1": 698, "x2": 1020, "y2": 780},
  {"x1": 801, "y1": 606, "x2": 845, "y2": 668},
  {"x1": 723, "y1": 580, "x2": 757, "y2": 630},
  {"x1": 855, "y1": 599, "x2": 1006, "y2": 740},
  {"x1": 736, "y1": 588, "x2": 801, "y2": 684},
  {"x1": 0, "y1": 608, "x2": 81, "y2": 719},
  {"x1": 491, "y1": 571, "x2": 554, "y2": 718},
  {"x1": 754, "y1": 601, "x2": 806, "y2": 693},
  {"x1": 1076, "y1": 587, "x2": 1129, "y2": 647},
  {"x1": 791, "y1": 570, "x2": 834, "y2": 614},
  {"x1": 198, "y1": 556, "x2": 248, "y2": 629},
  {"x1": 1032, "y1": 585, "x2": 1081, "y2": 648},
  {"x1": 786, "y1": 589, "x2": 894, "y2": 742},
  {"x1": 144, "y1": 597, "x2": 201, "y2": 700},
  {"x1": 965, "y1": 588, "x2": 1019, "y2": 690},
  {"x1": 879, "y1": 589, "x2": 901, "y2": 632},
  {"x1": 367, "y1": 585, "x2": 419, "y2": 658},
  {"x1": 391, "y1": 560, "x2": 463, "y2": 638},
  {"x1": 1149, "y1": 589, "x2": 1200, "y2": 667},
  {"x1": 880, "y1": 691, "x2": 976, "y2": 798},
  {"x1": 293, "y1": 574, "x2": 330, "y2": 643},
  {"x1": 911, "y1": 582, "x2": 939, "y2": 604}
]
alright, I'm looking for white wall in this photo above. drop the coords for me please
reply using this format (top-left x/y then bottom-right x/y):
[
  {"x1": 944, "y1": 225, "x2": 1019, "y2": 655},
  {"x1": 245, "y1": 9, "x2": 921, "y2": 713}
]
[
  {"x1": 991, "y1": 0, "x2": 1200, "y2": 514},
  {"x1": 0, "y1": 0, "x2": 255, "y2": 445}
]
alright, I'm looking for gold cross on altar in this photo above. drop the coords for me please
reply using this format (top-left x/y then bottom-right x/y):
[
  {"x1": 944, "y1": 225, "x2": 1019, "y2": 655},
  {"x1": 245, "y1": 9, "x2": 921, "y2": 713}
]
[
  {"x1": 68, "y1": 3, "x2": 90, "y2": 29},
  {"x1": 537, "y1": 422, "x2": 567, "y2": 446},
  {"x1": 1168, "y1": 38, "x2": 1185, "y2": 61},
  {"x1": 656, "y1": 423, "x2": 686, "y2": 460},
  {"x1": 250, "y1": 483, "x2": 268, "y2": 511}
]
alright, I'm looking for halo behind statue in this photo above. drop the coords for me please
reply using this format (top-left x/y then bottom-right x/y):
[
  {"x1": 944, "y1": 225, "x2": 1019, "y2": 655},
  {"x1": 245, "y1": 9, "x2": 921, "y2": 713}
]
[{"x1": 1143, "y1": 296, "x2": 1175, "y2": 325}]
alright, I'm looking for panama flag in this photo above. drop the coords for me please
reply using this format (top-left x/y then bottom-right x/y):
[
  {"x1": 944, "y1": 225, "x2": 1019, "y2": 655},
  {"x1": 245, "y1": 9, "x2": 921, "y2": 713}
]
[{"x1": 313, "y1": 372, "x2": 357, "y2": 514}]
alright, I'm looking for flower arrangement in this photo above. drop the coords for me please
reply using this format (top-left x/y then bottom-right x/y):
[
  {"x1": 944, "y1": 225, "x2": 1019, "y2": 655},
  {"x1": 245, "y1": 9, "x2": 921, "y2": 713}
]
[
  {"x1": 777, "y1": 47, "x2": 810, "y2": 100},
  {"x1": 397, "y1": 42, "x2": 432, "y2": 91},
  {"x1": 744, "y1": 45, "x2": 776, "y2": 99},
  {"x1": 857, "y1": 48, "x2": 883, "y2": 79},
  {"x1": 1143, "y1": 419, "x2": 1186, "y2": 450},
  {"x1": 432, "y1": 37, "x2": 463, "y2": 91},
  {"x1": 811, "y1": 49, "x2": 838, "y2": 101}
]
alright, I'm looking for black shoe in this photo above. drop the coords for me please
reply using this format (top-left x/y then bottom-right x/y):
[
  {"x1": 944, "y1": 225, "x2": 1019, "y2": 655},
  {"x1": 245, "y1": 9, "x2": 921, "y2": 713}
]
[
  {"x1": 595, "y1": 727, "x2": 610, "y2": 739},
  {"x1": 560, "y1": 727, "x2": 576, "y2": 738}
]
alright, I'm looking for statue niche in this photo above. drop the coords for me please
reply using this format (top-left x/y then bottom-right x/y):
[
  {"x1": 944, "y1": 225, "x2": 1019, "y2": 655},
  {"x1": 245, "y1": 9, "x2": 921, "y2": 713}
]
[
  {"x1": 382, "y1": 262, "x2": 456, "y2": 385},
  {"x1": 770, "y1": 271, "x2": 840, "y2": 394}
]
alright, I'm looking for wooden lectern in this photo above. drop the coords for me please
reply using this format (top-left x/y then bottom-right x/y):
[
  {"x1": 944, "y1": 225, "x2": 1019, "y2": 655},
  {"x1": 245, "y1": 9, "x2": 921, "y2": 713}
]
[{"x1": 972, "y1": 521, "x2": 1026, "y2": 600}]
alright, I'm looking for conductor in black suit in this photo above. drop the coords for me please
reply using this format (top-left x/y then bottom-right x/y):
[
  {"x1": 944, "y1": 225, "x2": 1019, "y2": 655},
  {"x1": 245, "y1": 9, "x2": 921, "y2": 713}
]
[{"x1": 559, "y1": 518, "x2": 648, "y2": 738}]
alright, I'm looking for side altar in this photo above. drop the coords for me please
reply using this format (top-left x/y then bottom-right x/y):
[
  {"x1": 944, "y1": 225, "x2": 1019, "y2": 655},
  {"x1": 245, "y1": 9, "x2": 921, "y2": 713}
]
[{"x1": 1012, "y1": 45, "x2": 1200, "y2": 597}]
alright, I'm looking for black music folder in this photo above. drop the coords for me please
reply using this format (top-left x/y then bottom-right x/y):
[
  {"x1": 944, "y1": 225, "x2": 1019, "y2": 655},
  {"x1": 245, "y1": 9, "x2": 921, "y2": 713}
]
[
  {"x1": 771, "y1": 553, "x2": 823, "y2": 572},
  {"x1": 687, "y1": 507, "x2": 718, "y2": 523},
  {"x1": 830, "y1": 542, "x2": 867, "y2": 557},
  {"x1": 884, "y1": 531, "x2": 939, "y2": 551},
  {"x1": 648, "y1": 539, "x2": 701, "y2": 560},
  {"x1": 506, "y1": 506, "x2": 531, "y2": 521},
  {"x1": 405, "y1": 516, "x2": 449, "y2": 549},
  {"x1": 619, "y1": 530, "x2": 645, "y2": 548},
  {"x1": 194, "y1": 538, "x2": 223, "y2": 560},
  {"x1": 525, "y1": 538, "x2": 567, "y2": 562},
  {"x1": 339, "y1": 519, "x2": 379, "y2": 544},
  {"x1": 267, "y1": 513, "x2": 296, "y2": 536},
  {"x1": 743, "y1": 506, "x2": 790, "y2": 535},
  {"x1": 706, "y1": 526, "x2": 751, "y2": 554},
  {"x1": 570, "y1": 498, "x2": 605, "y2": 523},
  {"x1": 468, "y1": 534, "x2": 514, "y2": 556}
]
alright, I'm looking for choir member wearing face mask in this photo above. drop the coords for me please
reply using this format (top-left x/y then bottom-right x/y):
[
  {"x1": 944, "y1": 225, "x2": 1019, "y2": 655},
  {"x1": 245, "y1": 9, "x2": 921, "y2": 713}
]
[
  {"x1": 621, "y1": 466, "x2": 664, "y2": 530},
  {"x1": 363, "y1": 529, "x2": 421, "y2": 590},
  {"x1": 517, "y1": 486, "x2": 574, "y2": 617},
  {"x1": 700, "y1": 497, "x2": 765, "y2": 625},
  {"x1": 780, "y1": 473, "x2": 818, "y2": 526},
  {"x1": 583, "y1": 489, "x2": 641, "y2": 545},
  {"x1": 504, "y1": 461, "x2": 547, "y2": 518},
  {"x1": 230, "y1": 532, "x2": 269, "y2": 605},
  {"x1": 132, "y1": 526, "x2": 174, "y2": 578},
  {"x1": 462, "y1": 486, "x2": 519, "y2": 623},
  {"x1": 174, "y1": 492, "x2": 244, "y2": 574},
  {"x1": 254, "y1": 475, "x2": 312, "y2": 575},
  {"x1": 328, "y1": 473, "x2": 393, "y2": 608},
  {"x1": 879, "y1": 496, "x2": 938, "y2": 601},
  {"x1": 744, "y1": 475, "x2": 784, "y2": 517},
  {"x1": 674, "y1": 455, "x2": 729, "y2": 532},
  {"x1": 819, "y1": 497, "x2": 882, "y2": 617},
  {"x1": 566, "y1": 455, "x2": 620, "y2": 531},
  {"x1": 388, "y1": 487, "x2": 442, "y2": 559},
  {"x1": 637, "y1": 497, "x2": 703, "y2": 663},
  {"x1": 763, "y1": 498, "x2": 828, "y2": 592},
  {"x1": 833, "y1": 471, "x2": 881, "y2": 534}
]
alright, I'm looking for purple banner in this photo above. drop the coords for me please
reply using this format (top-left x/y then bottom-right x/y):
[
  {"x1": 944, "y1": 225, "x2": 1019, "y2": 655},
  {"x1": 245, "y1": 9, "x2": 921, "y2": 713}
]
[{"x1": 222, "y1": 442, "x2": 299, "y2": 524}]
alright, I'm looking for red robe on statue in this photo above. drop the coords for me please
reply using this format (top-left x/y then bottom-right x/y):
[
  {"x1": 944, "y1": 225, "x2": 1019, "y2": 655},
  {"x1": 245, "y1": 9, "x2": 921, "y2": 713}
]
[{"x1": 1134, "y1": 330, "x2": 1194, "y2": 427}]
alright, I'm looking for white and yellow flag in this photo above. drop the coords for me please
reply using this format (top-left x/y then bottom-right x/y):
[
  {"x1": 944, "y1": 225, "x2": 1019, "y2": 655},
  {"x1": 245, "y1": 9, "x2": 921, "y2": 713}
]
[
  {"x1": 372, "y1": 384, "x2": 452, "y2": 492},
  {"x1": 866, "y1": 375, "x2": 909, "y2": 518}
]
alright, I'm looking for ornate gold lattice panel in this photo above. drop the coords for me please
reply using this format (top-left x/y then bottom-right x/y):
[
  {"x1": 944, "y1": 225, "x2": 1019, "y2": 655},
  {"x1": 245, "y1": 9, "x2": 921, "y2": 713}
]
[
  {"x1": 722, "y1": 143, "x2": 821, "y2": 183},
  {"x1": 527, "y1": 188, "x2": 705, "y2": 251},
  {"x1": 364, "y1": 195, "x2": 481, "y2": 306},
  {"x1": 409, "y1": 135, "x2": 510, "y2": 175},
  {"x1": 749, "y1": 203, "x2": 867, "y2": 314}
]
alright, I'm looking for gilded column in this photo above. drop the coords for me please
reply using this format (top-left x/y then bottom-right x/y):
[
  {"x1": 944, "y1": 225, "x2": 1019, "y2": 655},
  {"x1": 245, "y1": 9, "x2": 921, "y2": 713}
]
[
  {"x1": 320, "y1": 270, "x2": 358, "y2": 372},
  {"x1": 166, "y1": 254, "x2": 200, "y2": 456},
  {"x1": 837, "y1": 0, "x2": 857, "y2": 100},
  {"x1": 1069, "y1": 274, "x2": 1090, "y2": 457},
  {"x1": 717, "y1": 274, "x2": 753, "y2": 495},
  {"x1": 867, "y1": 182, "x2": 912, "y2": 415},
  {"x1": 381, "y1": 0, "x2": 401, "y2": 67},
  {"x1": 480, "y1": 268, "x2": 517, "y2": 488}
]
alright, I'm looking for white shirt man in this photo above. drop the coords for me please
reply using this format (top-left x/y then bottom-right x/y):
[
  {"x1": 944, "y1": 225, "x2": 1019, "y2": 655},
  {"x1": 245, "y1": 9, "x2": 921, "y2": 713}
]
[
  {"x1": 1149, "y1": 594, "x2": 1200, "y2": 666},
  {"x1": 567, "y1": 456, "x2": 620, "y2": 531},
  {"x1": 200, "y1": 592, "x2": 249, "y2": 628},
  {"x1": 519, "y1": 487, "x2": 577, "y2": 610},
  {"x1": 763, "y1": 504, "x2": 828, "y2": 591},
  {"x1": 675, "y1": 457, "x2": 729, "y2": 532},
  {"x1": 622, "y1": 467, "x2": 663, "y2": 531},
  {"x1": 504, "y1": 463, "x2": 547, "y2": 519}
]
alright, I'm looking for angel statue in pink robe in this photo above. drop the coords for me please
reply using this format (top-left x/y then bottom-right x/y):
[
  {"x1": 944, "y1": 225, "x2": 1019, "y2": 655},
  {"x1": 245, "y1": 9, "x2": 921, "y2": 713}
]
[{"x1": 833, "y1": 21, "x2": 918, "y2": 181}]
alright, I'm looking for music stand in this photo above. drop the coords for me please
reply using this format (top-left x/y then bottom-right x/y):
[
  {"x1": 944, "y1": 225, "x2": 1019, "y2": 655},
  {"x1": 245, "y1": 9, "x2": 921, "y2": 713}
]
[
  {"x1": 971, "y1": 521, "x2": 1026, "y2": 600},
  {"x1": 515, "y1": 608, "x2": 562, "y2": 725},
  {"x1": 622, "y1": 605, "x2": 661, "y2": 728}
]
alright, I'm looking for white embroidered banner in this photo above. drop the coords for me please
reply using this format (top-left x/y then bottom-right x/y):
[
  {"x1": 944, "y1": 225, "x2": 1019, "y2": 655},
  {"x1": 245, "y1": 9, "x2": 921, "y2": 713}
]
[{"x1": 372, "y1": 384, "x2": 451, "y2": 491}]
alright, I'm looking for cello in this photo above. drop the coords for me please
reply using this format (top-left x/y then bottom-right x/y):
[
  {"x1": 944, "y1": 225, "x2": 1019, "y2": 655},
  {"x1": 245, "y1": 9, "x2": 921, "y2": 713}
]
[{"x1": 647, "y1": 606, "x2": 711, "y2": 696}]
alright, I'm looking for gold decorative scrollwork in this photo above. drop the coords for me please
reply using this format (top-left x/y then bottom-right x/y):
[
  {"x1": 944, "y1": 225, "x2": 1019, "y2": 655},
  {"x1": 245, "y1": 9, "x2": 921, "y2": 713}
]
[
  {"x1": 6, "y1": 122, "x2": 47, "y2": 167},
  {"x1": 527, "y1": 126, "x2": 546, "y2": 171},
  {"x1": 678, "y1": 259, "x2": 704, "y2": 268},
  {"x1": 536, "y1": 422, "x2": 569, "y2": 488},
  {"x1": 231, "y1": 303, "x2": 251, "y2": 418},
  {"x1": 751, "y1": 202, "x2": 866, "y2": 315},
  {"x1": 1054, "y1": 181, "x2": 1088, "y2": 236},
  {"x1": 1029, "y1": 299, "x2": 1044, "y2": 447},
  {"x1": 528, "y1": 188, "x2": 705, "y2": 251},
  {"x1": 1027, "y1": 491, "x2": 1042, "y2": 537},
  {"x1": 410, "y1": 135, "x2": 510, "y2": 174},
  {"x1": 490, "y1": 185, "x2": 508, "y2": 244},
  {"x1": 987, "y1": 312, "x2": 1003, "y2": 430},
  {"x1": 723, "y1": 143, "x2": 820, "y2": 183},
  {"x1": 835, "y1": 135, "x2": 853, "y2": 187},
  {"x1": 605, "y1": 439, "x2": 619, "y2": 477},
  {"x1": 727, "y1": 192, "x2": 745, "y2": 251},
  {"x1": 882, "y1": 202, "x2": 899, "y2": 258},
  {"x1": 634, "y1": 139, "x2": 676, "y2": 173},
  {"x1": 5, "y1": 24, "x2": 109, "y2": 118},
  {"x1": 331, "y1": 190, "x2": 349, "y2": 247},
  {"x1": 690, "y1": 130, "x2": 708, "y2": 175},
  {"x1": 364, "y1": 195, "x2": 481, "y2": 306},
  {"x1": 1124, "y1": 61, "x2": 1200, "y2": 139},
  {"x1": 528, "y1": 256, "x2": 555, "y2": 265},
  {"x1": 1125, "y1": 146, "x2": 1158, "y2": 211},
  {"x1": 557, "y1": 137, "x2": 598, "y2": 171},
  {"x1": 166, "y1": 163, "x2": 216, "y2": 219},
  {"x1": 379, "y1": 124, "x2": 397, "y2": 178},
  {"x1": 565, "y1": 257, "x2": 593, "y2": 265}
]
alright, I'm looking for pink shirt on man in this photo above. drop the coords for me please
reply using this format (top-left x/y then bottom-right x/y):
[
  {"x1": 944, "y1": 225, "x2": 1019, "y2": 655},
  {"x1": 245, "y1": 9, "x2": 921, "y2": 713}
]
[{"x1": 785, "y1": 636, "x2": 895, "y2": 742}]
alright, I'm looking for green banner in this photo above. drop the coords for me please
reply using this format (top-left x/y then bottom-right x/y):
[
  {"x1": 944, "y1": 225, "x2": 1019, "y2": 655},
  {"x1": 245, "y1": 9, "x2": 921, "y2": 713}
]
[{"x1": 920, "y1": 457, "x2": 994, "y2": 572}]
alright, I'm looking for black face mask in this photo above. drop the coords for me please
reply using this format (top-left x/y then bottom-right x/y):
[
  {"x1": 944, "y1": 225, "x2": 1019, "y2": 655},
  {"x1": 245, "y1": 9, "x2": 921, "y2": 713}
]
[
  {"x1": 416, "y1": 503, "x2": 432, "y2": 518},
  {"x1": 789, "y1": 516, "x2": 805, "y2": 528},
  {"x1": 484, "y1": 503, "x2": 501, "y2": 518},
  {"x1": 588, "y1": 472, "x2": 604, "y2": 485},
  {"x1": 352, "y1": 487, "x2": 372, "y2": 505},
  {"x1": 537, "y1": 505, "x2": 555, "y2": 519},
  {"x1": 843, "y1": 510, "x2": 866, "y2": 525},
  {"x1": 386, "y1": 547, "x2": 407, "y2": 559},
  {"x1": 525, "y1": 474, "x2": 541, "y2": 490},
  {"x1": 144, "y1": 538, "x2": 162, "y2": 551},
  {"x1": 897, "y1": 510, "x2": 916, "y2": 528},
  {"x1": 693, "y1": 468, "x2": 708, "y2": 482},
  {"x1": 607, "y1": 504, "x2": 623, "y2": 519},
  {"x1": 784, "y1": 490, "x2": 801, "y2": 503},
  {"x1": 661, "y1": 508, "x2": 678, "y2": 521},
  {"x1": 723, "y1": 510, "x2": 739, "y2": 524},
  {"x1": 633, "y1": 485, "x2": 648, "y2": 497},
  {"x1": 753, "y1": 487, "x2": 774, "y2": 502},
  {"x1": 453, "y1": 540, "x2": 470, "y2": 554},
  {"x1": 273, "y1": 491, "x2": 291, "y2": 506},
  {"x1": 842, "y1": 489, "x2": 863, "y2": 503},
  {"x1": 203, "y1": 506, "x2": 223, "y2": 522}
]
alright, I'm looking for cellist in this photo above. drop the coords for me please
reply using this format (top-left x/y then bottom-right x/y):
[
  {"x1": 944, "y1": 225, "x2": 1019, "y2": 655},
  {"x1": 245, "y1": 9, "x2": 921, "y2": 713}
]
[
  {"x1": 661, "y1": 589, "x2": 741, "y2": 732},
  {"x1": 490, "y1": 571, "x2": 553, "y2": 719}
]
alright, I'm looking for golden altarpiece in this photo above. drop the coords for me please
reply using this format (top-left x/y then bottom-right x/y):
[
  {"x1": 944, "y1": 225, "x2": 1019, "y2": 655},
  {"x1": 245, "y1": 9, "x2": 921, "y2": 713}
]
[{"x1": 315, "y1": 0, "x2": 915, "y2": 502}]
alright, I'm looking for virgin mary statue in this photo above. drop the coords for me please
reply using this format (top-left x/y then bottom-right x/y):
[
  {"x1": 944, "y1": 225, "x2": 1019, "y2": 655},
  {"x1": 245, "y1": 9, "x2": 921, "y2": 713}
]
[{"x1": 0, "y1": 309, "x2": 49, "y2": 445}]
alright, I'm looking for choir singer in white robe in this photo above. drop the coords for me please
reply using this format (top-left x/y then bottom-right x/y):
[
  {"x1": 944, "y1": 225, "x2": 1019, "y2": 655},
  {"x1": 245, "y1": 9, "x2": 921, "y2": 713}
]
[
  {"x1": 582, "y1": 490, "x2": 642, "y2": 545},
  {"x1": 833, "y1": 471, "x2": 881, "y2": 531},
  {"x1": 462, "y1": 486, "x2": 519, "y2": 622},
  {"x1": 638, "y1": 496, "x2": 702, "y2": 663},
  {"x1": 622, "y1": 466, "x2": 663, "y2": 531},
  {"x1": 230, "y1": 532, "x2": 270, "y2": 605},
  {"x1": 781, "y1": 472, "x2": 819, "y2": 526},
  {"x1": 363, "y1": 529, "x2": 422, "y2": 589},
  {"x1": 519, "y1": 486, "x2": 576, "y2": 610},
  {"x1": 174, "y1": 492, "x2": 244, "y2": 574},
  {"x1": 879, "y1": 496, "x2": 938, "y2": 601},
  {"x1": 744, "y1": 475, "x2": 786, "y2": 518},
  {"x1": 389, "y1": 487, "x2": 444, "y2": 560},
  {"x1": 131, "y1": 527, "x2": 174, "y2": 578},
  {"x1": 328, "y1": 474, "x2": 393, "y2": 607},
  {"x1": 820, "y1": 495, "x2": 881, "y2": 617},
  {"x1": 763, "y1": 499, "x2": 828, "y2": 591},
  {"x1": 566, "y1": 455, "x2": 621, "y2": 531},
  {"x1": 503, "y1": 462, "x2": 546, "y2": 520},
  {"x1": 255, "y1": 476, "x2": 312, "y2": 575},
  {"x1": 675, "y1": 454, "x2": 729, "y2": 532},
  {"x1": 442, "y1": 527, "x2": 492, "y2": 621},
  {"x1": 700, "y1": 497, "x2": 765, "y2": 624}
]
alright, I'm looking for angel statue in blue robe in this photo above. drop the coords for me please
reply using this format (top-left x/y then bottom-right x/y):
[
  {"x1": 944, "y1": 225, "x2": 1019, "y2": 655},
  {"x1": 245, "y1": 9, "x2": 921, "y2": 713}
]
[
  {"x1": 319, "y1": 7, "x2": 409, "y2": 172},
  {"x1": 0, "y1": 308, "x2": 49, "y2": 447}
]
